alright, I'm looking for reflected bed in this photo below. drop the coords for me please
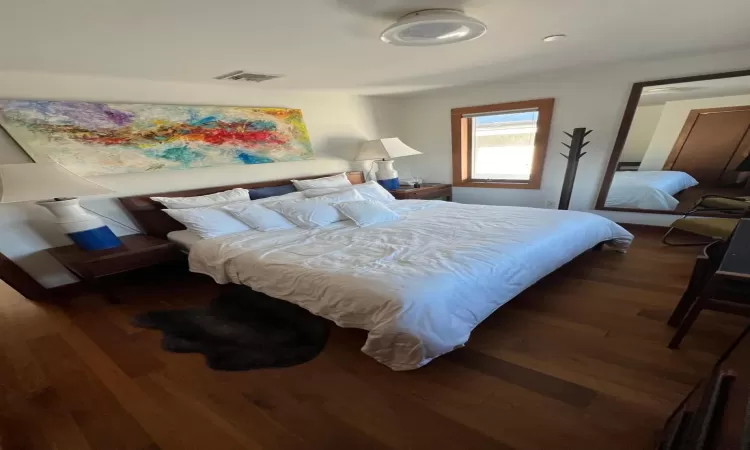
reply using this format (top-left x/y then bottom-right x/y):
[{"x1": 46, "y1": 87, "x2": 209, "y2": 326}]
[{"x1": 604, "y1": 170, "x2": 698, "y2": 210}]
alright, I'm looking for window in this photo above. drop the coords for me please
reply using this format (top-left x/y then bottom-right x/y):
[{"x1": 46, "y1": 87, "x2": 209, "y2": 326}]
[{"x1": 451, "y1": 98, "x2": 554, "y2": 189}]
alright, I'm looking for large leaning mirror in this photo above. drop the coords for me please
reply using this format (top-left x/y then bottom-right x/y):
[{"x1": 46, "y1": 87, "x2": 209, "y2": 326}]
[{"x1": 596, "y1": 69, "x2": 750, "y2": 215}]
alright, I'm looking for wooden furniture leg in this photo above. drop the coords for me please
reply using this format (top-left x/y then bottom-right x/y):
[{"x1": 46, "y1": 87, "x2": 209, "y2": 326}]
[
  {"x1": 87, "y1": 276, "x2": 122, "y2": 304},
  {"x1": 668, "y1": 300, "x2": 704, "y2": 349},
  {"x1": 669, "y1": 283, "x2": 718, "y2": 349},
  {"x1": 668, "y1": 256, "x2": 711, "y2": 326}
]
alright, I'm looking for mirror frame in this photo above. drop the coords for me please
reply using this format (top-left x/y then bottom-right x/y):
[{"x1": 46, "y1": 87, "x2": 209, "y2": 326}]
[{"x1": 595, "y1": 68, "x2": 750, "y2": 215}]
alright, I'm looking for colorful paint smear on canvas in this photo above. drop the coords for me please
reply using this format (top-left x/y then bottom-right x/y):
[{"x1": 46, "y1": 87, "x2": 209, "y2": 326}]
[{"x1": 0, "y1": 100, "x2": 314, "y2": 176}]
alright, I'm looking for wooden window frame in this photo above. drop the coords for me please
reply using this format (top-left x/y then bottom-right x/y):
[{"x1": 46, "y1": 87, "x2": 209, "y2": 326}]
[{"x1": 451, "y1": 98, "x2": 554, "y2": 189}]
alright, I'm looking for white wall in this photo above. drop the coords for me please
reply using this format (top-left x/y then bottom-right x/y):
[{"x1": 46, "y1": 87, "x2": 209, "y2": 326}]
[
  {"x1": 382, "y1": 48, "x2": 750, "y2": 224},
  {"x1": 620, "y1": 105, "x2": 664, "y2": 163},
  {"x1": 0, "y1": 71, "x2": 384, "y2": 287},
  {"x1": 640, "y1": 93, "x2": 750, "y2": 170},
  {"x1": 7, "y1": 48, "x2": 750, "y2": 287}
]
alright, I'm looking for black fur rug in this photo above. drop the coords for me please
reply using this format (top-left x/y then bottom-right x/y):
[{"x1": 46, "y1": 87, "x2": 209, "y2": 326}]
[{"x1": 131, "y1": 285, "x2": 329, "y2": 371}]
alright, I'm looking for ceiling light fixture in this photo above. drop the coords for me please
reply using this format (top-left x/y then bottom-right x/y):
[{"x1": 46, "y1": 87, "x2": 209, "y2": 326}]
[
  {"x1": 380, "y1": 9, "x2": 487, "y2": 46},
  {"x1": 543, "y1": 34, "x2": 566, "y2": 42}
]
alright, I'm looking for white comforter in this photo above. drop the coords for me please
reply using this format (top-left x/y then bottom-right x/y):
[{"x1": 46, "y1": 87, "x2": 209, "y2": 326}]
[
  {"x1": 189, "y1": 201, "x2": 633, "y2": 370},
  {"x1": 605, "y1": 171, "x2": 698, "y2": 210}
]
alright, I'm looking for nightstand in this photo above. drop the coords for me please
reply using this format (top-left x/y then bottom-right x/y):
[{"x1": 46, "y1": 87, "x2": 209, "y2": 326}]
[
  {"x1": 47, "y1": 234, "x2": 183, "y2": 302},
  {"x1": 389, "y1": 183, "x2": 452, "y2": 201}
]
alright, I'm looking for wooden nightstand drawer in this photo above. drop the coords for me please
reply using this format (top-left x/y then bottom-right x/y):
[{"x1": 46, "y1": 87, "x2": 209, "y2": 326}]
[
  {"x1": 47, "y1": 234, "x2": 183, "y2": 302},
  {"x1": 71, "y1": 246, "x2": 180, "y2": 278},
  {"x1": 389, "y1": 183, "x2": 452, "y2": 201}
]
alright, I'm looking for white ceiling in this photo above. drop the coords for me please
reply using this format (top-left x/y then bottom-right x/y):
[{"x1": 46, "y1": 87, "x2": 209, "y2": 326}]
[
  {"x1": 639, "y1": 75, "x2": 750, "y2": 105},
  {"x1": 1, "y1": 0, "x2": 750, "y2": 94}
]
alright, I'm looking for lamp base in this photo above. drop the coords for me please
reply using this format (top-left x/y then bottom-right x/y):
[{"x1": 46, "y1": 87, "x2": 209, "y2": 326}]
[
  {"x1": 375, "y1": 160, "x2": 400, "y2": 190},
  {"x1": 376, "y1": 178, "x2": 400, "y2": 190},
  {"x1": 37, "y1": 198, "x2": 121, "y2": 251}
]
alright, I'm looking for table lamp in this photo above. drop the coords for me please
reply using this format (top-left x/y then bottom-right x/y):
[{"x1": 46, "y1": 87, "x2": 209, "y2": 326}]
[
  {"x1": 355, "y1": 138, "x2": 422, "y2": 189},
  {"x1": 0, "y1": 162, "x2": 121, "y2": 251}
]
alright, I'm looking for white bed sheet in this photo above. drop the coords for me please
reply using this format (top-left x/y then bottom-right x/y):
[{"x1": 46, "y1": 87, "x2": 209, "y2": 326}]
[
  {"x1": 166, "y1": 230, "x2": 203, "y2": 251},
  {"x1": 189, "y1": 201, "x2": 633, "y2": 370},
  {"x1": 605, "y1": 170, "x2": 698, "y2": 210}
]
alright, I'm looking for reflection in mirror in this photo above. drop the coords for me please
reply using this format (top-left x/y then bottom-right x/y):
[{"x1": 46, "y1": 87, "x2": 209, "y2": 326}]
[{"x1": 603, "y1": 74, "x2": 750, "y2": 213}]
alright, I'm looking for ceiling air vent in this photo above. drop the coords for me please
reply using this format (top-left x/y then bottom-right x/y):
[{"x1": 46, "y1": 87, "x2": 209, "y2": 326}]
[{"x1": 214, "y1": 70, "x2": 282, "y2": 83}]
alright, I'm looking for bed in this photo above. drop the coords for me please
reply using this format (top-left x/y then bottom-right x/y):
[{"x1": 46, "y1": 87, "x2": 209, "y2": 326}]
[
  {"x1": 121, "y1": 172, "x2": 633, "y2": 370},
  {"x1": 604, "y1": 170, "x2": 698, "y2": 210},
  {"x1": 167, "y1": 230, "x2": 202, "y2": 252}
]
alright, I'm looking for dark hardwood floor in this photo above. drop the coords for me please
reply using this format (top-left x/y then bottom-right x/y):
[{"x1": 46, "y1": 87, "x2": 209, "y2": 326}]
[{"x1": 0, "y1": 227, "x2": 746, "y2": 450}]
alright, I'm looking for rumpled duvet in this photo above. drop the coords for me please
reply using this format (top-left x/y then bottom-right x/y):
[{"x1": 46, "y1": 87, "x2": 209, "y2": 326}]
[{"x1": 189, "y1": 201, "x2": 633, "y2": 370}]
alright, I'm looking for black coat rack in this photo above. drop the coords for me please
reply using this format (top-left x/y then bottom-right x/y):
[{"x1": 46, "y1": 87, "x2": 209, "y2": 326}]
[{"x1": 558, "y1": 127, "x2": 591, "y2": 210}]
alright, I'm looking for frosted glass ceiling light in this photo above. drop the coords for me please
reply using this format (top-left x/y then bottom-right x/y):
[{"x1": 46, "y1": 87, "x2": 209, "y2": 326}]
[{"x1": 381, "y1": 9, "x2": 487, "y2": 46}]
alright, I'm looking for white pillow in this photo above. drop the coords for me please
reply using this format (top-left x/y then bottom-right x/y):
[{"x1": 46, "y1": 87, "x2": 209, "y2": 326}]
[
  {"x1": 354, "y1": 181, "x2": 396, "y2": 203},
  {"x1": 334, "y1": 200, "x2": 400, "y2": 227},
  {"x1": 163, "y1": 205, "x2": 251, "y2": 239},
  {"x1": 152, "y1": 188, "x2": 249, "y2": 209},
  {"x1": 303, "y1": 181, "x2": 396, "y2": 203},
  {"x1": 222, "y1": 203, "x2": 296, "y2": 231},
  {"x1": 358, "y1": 181, "x2": 396, "y2": 202},
  {"x1": 292, "y1": 173, "x2": 352, "y2": 191},
  {"x1": 265, "y1": 190, "x2": 364, "y2": 228},
  {"x1": 252, "y1": 191, "x2": 306, "y2": 204},
  {"x1": 266, "y1": 189, "x2": 363, "y2": 208},
  {"x1": 301, "y1": 187, "x2": 341, "y2": 197}
]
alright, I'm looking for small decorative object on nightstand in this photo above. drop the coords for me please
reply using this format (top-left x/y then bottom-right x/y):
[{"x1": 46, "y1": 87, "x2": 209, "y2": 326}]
[
  {"x1": 47, "y1": 235, "x2": 182, "y2": 302},
  {"x1": 389, "y1": 183, "x2": 452, "y2": 201}
]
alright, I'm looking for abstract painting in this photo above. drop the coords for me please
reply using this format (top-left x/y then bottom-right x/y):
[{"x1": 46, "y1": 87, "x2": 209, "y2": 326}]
[{"x1": 0, "y1": 100, "x2": 314, "y2": 176}]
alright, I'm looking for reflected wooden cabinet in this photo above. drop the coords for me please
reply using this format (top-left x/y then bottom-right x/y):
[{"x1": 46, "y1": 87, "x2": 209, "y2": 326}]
[{"x1": 664, "y1": 106, "x2": 750, "y2": 186}]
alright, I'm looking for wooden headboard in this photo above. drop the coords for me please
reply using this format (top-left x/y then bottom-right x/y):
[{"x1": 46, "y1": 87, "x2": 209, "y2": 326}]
[{"x1": 120, "y1": 171, "x2": 365, "y2": 238}]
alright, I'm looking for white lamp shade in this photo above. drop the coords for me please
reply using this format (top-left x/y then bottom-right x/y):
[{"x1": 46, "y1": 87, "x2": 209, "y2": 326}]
[
  {"x1": 355, "y1": 138, "x2": 422, "y2": 161},
  {"x1": 0, "y1": 163, "x2": 112, "y2": 203}
]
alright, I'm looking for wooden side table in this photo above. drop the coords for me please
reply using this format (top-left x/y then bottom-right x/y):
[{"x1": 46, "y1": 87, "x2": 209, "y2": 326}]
[
  {"x1": 389, "y1": 183, "x2": 452, "y2": 201},
  {"x1": 47, "y1": 234, "x2": 183, "y2": 302}
]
